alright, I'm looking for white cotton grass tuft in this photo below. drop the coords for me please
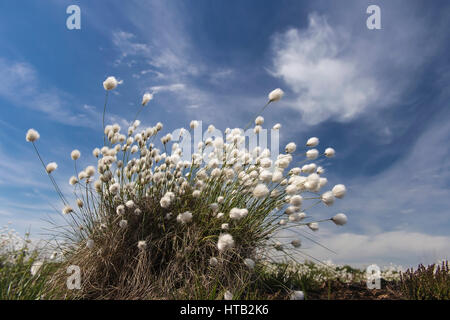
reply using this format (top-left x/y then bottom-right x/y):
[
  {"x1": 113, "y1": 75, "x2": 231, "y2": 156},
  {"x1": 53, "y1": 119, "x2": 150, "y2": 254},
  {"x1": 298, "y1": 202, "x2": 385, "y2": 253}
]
[
  {"x1": 176, "y1": 211, "x2": 193, "y2": 224},
  {"x1": 290, "y1": 290, "x2": 305, "y2": 300},
  {"x1": 308, "y1": 222, "x2": 319, "y2": 231},
  {"x1": 71, "y1": 149, "x2": 81, "y2": 160},
  {"x1": 253, "y1": 183, "x2": 269, "y2": 198},
  {"x1": 332, "y1": 184, "x2": 346, "y2": 199},
  {"x1": 103, "y1": 76, "x2": 122, "y2": 90},
  {"x1": 137, "y1": 240, "x2": 147, "y2": 250},
  {"x1": 268, "y1": 88, "x2": 284, "y2": 102},
  {"x1": 142, "y1": 92, "x2": 153, "y2": 106},
  {"x1": 332, "y1": 213, "x2": 347, "y2": 226},
  {"x1": 224, "y1": 290, "x2": 233, "y2": 300},
  {"x1": 273, "y1": 123, "x2": 281, "y2": 130},
  {"x1": 306, "y1": 149, "x2": 319, "y2": 160},
  {"x1": 119, "y1": 220, "x2": 128, "y2": 228},
  {"x1": 321, "y1": 191, "x2": 335, "y2": 206},
  {"x1": 255, "y1": 116, "x2": 264, "y2": 125},
  {"x1": 285, "y1": 142, "x2": 296, "y2": 154},
  {"x1": 46, "y1": 162, "x2": 58, "y2": 173},
  {"x1": 306, "y1": 137, "x2": 319, "y2": 147},
  {"x1": 62, "y1": 205, "x2": 73, "y2": 215},
  {"x1": 25, "y1": 81, "x2": 350, "y2": 297},
  {"x1": 69, "y1": 176, "x2": 78, "y2": 185},
  {"x1": 190, "y1": 120, "x2": 199, "y2": 129},
  {"x1": 116, "y1": 205, "x2": 125, "y2": 215},
  {"x1": 26, "y1": 128, "x2": 40, "y2": 142},
  {"x1": 217, "y1": 233, "x2": 234, "y2": 251},
  {"x1": 324, "y1": 147, "x2": 335, "y2": 158}
]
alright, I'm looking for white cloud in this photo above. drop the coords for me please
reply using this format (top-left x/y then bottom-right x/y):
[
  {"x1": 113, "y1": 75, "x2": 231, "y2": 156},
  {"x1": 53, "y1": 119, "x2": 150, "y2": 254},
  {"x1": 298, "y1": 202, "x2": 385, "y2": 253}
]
[
  {"x1": 305, "y1": 230, "x2": 450, "y2": 267},
  {"x1": 270, "y1": 14, "x2": 378, "y2": 125}
]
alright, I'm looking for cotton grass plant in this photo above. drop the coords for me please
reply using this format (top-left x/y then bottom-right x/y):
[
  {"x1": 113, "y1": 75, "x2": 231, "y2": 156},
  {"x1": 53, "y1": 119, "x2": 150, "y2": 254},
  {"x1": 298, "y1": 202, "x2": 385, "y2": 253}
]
[{"x1": 26, "y1": 78, "x2": 349, "y2": 299}]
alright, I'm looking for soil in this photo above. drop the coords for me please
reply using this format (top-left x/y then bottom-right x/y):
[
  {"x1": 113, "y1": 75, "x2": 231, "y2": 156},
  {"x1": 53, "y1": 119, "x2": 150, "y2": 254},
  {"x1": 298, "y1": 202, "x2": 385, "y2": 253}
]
[{"x1": 306, "y1": 279, "x2": 404, "y2": 300}]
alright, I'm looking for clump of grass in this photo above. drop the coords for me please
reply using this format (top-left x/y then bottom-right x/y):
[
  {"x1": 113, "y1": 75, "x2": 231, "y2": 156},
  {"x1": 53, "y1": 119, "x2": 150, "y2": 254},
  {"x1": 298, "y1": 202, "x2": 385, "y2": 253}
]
[
  {"x1": 0, "y1": 227, "x2": 56, "y2": 300},
  {"x1": 27, "y1": 80, "x2": 349, "y2": 299},
  {"x1": 400, "y1": 260, "x2": 449, "y2": 300}
]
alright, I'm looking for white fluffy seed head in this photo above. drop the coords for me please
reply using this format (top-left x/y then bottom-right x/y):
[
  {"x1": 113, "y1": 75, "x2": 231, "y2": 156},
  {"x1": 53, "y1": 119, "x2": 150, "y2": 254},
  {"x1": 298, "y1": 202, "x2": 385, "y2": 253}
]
[
  {"x1": 176, "y1": 211, "x2": 193, "y2": 224},
  {"x1": 290, "y1": 195, "x2": 303, "y2": 207},
  {"x1": 306, "y1": 137, "x2": 319, "y2": 147},
  {"x1": 224, "y1": 290, "x2": 233, "y2": 300},
  {"x1": 273, "y1": 123, "x2": 281, "y2": 130},
  {"x1": 332, "y1": 184, "x2": 346, "y2": 199},
  {"x1": 142, "y1": 92, "x2": 153, "y2": 106},
  {"x1": 255, "y1": 116, "x2": 264, "y2": 125},
  {"x1": 69, "y1": 176, "x2": 78, "y2": 185},
  {"x1": 26, "y1": 129, "x2": 40, "y2": 142},
  {"x1": 71, "y1": 149, "x2": 81, "y2": 160},
  {"x1": 308, "y1": 222, "x2": 319, "y2": 231},
  {"x1": 103, "y1": 76, "x2": 121, "y2": 90},
  {"x1": 137, "y1": 240, "x2": 147, "y2": 250},
  {"x1": 285, "y1": 142, "x2": 296, "y2": 154},
  {"x1": 217, "y1": 233, "x2": 234, "y2": 251},
  {"x1": 85, "y1": 166, "x2": 95, "y2": 177},
  {"x1": 332, "y1": 213, "x2": 348, "y2": 226},
  {"x1": 116, "y1": 205, "x2": 125, "y2": 215},
  {"x1": 306, "y1": 149, "x2": 319, "y2": 160},
  {"x1": 268, "y1": 88, "x2": 284, "y2": 102},
  {"x1": 62, "y1": 205, "x2": 73, "y2": 215},
  {"x1": 119, "y1": 220, "x2": 128, "y2": 228},
  {"x1": 253, "y1": 183, "x2": 269, "y2": 198},
  {"x1": 324, "y1": 147, "x2": 335, "y2": 158},
  {"x1": 46, "y1": 162, "x2": 58, "y2": 173},
  {"x1": 190, "y1": 120, "x2": 199, "y2": 129},
  {"x1": 321, "y1": 191, "x2": 335, "y2": 206}
]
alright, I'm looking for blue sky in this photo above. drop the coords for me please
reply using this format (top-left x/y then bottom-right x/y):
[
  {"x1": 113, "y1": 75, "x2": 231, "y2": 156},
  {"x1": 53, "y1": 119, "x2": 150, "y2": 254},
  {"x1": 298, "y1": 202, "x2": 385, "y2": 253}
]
[{"x1": 0, "y1": 0, "x2": 449, "y2": 267}]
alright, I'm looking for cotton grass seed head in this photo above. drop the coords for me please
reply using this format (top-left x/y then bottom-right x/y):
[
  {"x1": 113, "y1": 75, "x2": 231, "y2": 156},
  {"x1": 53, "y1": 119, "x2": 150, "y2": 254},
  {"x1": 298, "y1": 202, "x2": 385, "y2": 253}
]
[
  {"x1": 253, "y1": 183, "x2": 269, "y2": 198},
  {"x1": 217, "y1": 233, "x2": 234, "y2": 252},
  {"x1": 62, "y1": 205, "x2": 73, "y2": 215},
  {"x1": 137, "y1": 240, "x2": 147, "y2": 250},
  {"x1": 268, "y1": 88, "x2": 284, "y2": 102},
  {"x1": 71, "y1": 149, "x2": 81, "y2": 160},
  {"x1": 332, "y1": 213, "x2": 348, "y2": 226},
  {"x1": 332, "y1": 184, "x2": 346, "y2": 199},
  {"x1": 142, "y1": 92, "x2": 153, "y2": 106},
  {"x1": 324, "y1": 147, "x2": 335, "y2": 158},
  {"x1": 176, "y1": 211, "x2": 193, "y2": 224},
  {"x1": 46, "y1": 162, "x2": 58, "y2": 173},
  {"x1": 103, "y1": 76, "x2": 121, "y2": 90},
  {"x1": 119, "y1": 220, "x2": 128, "y2": 228},
  {"x1": 224, "y1": 290, "x2": 233, "y2": 300},
  {"x1": 306, "y1": 137, "x2": 319, "y2": 147},
  {"x1": 26, "y1": 128, "x2": 40, "y2": 142}
]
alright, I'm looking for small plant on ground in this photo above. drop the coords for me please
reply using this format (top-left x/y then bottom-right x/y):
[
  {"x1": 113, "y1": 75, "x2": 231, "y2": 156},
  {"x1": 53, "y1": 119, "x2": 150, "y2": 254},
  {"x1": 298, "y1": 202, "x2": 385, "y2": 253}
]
[{"x1": 400, "y1": 260, "x2": 449, "y2": 300}]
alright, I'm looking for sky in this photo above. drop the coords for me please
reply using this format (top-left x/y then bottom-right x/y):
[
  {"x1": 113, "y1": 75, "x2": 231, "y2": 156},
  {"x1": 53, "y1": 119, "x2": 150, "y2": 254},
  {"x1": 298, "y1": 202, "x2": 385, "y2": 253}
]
[{"x1": 0, "y1": 0, "x2": 449, "y2": 267}]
